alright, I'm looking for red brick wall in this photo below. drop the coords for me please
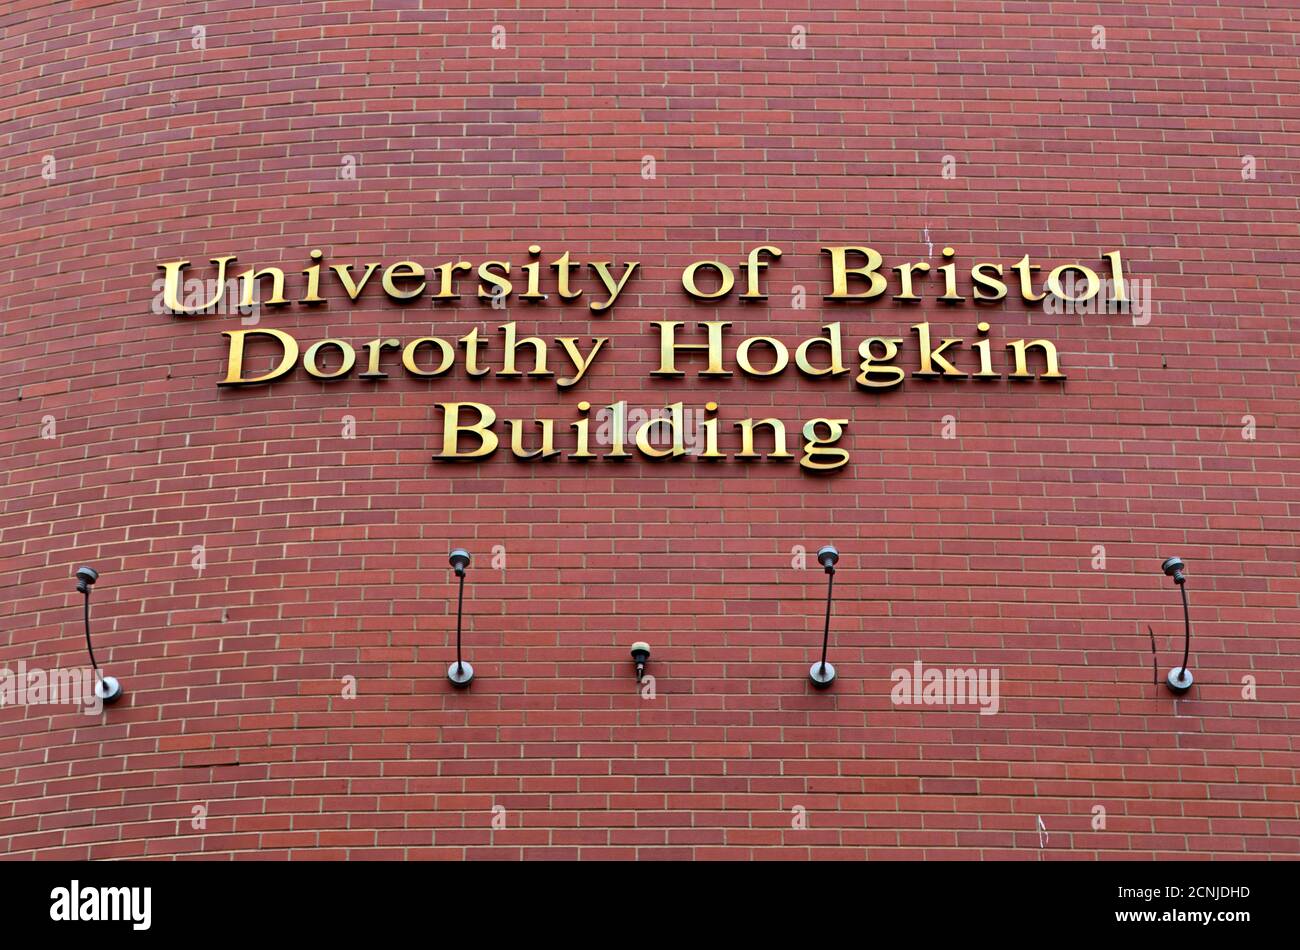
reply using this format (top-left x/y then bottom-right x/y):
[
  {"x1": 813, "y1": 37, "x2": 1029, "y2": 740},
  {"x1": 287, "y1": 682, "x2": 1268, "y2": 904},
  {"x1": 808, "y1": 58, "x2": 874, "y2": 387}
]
[{"x1": 2, "y1": 0, "x2": 1297, "y2": 860}]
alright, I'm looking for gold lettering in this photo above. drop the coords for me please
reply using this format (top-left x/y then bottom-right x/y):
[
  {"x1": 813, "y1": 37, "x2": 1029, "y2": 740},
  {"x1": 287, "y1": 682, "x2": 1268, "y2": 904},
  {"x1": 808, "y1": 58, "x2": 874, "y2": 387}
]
[
  {"x1": 381, "y1": 261, "x2": 426, "y2": 300},
  {"x1": 459, "y1": 328, "x2": 489, "y2": 377},
  {"x1": 555, "y1": 337, "x2": 606, "y2": 388},
  {"x1": 1047, "y1": 263, "x2": 1100, "y2": 302},
  {"x1": 1104, "y1": 250, "x2": 1128, "y2": 302},
  {"x1": 158, "y1": 256, "x2": 236, "y2": 314},
  {"x1": 401, "y1": 337, "x2": 455, "y2": 377},
  {"x1": 938, "y1": 247, "x2": 962, "y2": 302},
  {"x1": 432, "y1": 261, "x2": 473, "y2": 299},
  {"x1": 699, "y1": 402, "x2": 723, "y2": 459},
  {"x1": 220, "y1": 329, "x2": 299, "y2": 386},
  {"x1": 912, "y1": 323, "x2": 966, "y2": 377},
  {"x1": 796, "y1": 324, "x2": 846, "y2": 377},
  {"x1": 971, "y1": 323, "x2": 998, "y2": 378},
  {"x1": 436, "y1": 402, "x2": 499, "y2": 460},
  {"x1": 498, "y1": 323, "x2": 549, "y2": 377},
  {"x1": 239, "y1": 265, "x2": 290, "y2": 308},
  {"x1": 801, "y1": 419, "x2": 850, "y2": 472},
  {"x1": 571, "y1": 401, "x2": 595, "y2": 459},
  {"x1": 606, "y1": 401, "x2": 629, "y2": 458},
  {"x1": 821, "y1": 246, "x2": 888, "y2": 300},
  {"x1": 635, "y1": 403, "x2": 688, "y2": 459},
  {"x1": 303, "y1": 339, "x2": 356, "y2": 379},
  {"x1": 477, "y1": 261, "x2": 512, "y2": 300},
  {"x1": 360, "y1": 338, "x2": 401, "y2": 378},
  {"x1": 551, "y1": 252, "x2": 582, "y2": 300},
  {"x1": 519, "y1": 245, "x2": 545, "y2": 300},
  {"x1": 740, "y1": 246, "x2": 782, "y2": 300},
  {"x1": 301, "y1": 249, "x2": 325, "y2": 304},
  {"x1": 855, "y1": 337, "x2": 905, "y2": 389},
  {"x1": 971, "y1": 263, "x2": 1007, "y2": 302},
  {"x1": 652, "y1": 321, "x2": 732, "y2": 376},
  {"x1": 588, "y1": 260, "x2": 639, "y2": 312},
  {"x1": 736, "y1": 418, "x2": 792, "y2": 460},
  {"x1": 329, "y1": 262, "x2": 382, "y2": 300},
  {"x1": 736, "y1": 336, "x2": 789, "y2": 376},
  {"x1": 1006, "y1": 338, "x2": 1065, "y2": 379},
  {"x1": 893, "y1": 262, "x2": 929, "y2": 301},
  {"x1": 681, "y1": 260, "x2": 733, "y2": 300},
  {"x1": 1012, "y1": 254, "x2": 1045, "y2": 302},
  {"x1": 508, "y1": 418, "x2": 558, "y2": 458}
]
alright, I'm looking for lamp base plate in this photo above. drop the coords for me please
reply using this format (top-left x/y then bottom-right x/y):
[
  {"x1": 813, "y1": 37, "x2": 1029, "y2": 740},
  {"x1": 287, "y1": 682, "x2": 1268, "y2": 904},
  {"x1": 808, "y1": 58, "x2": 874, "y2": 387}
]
[
  {"x1": 1166, "y1": 667, "x2": 1193, "y2": 695},
  {"x1": 447, "y1": 661, "x2": 474, "y2": 688},
  {"x1": 809, "y1": 661, "x2": 836, "y2": 689},
  {"x1": 94, "y1": 675, "x2": 123, "y2": 705}
]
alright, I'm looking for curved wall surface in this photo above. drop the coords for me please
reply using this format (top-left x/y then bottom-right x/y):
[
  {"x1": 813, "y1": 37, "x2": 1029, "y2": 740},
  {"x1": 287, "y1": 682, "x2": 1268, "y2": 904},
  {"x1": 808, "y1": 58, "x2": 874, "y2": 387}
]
[{"x1": 1, "y1": 1, "x2": 1297, "y2": 859}]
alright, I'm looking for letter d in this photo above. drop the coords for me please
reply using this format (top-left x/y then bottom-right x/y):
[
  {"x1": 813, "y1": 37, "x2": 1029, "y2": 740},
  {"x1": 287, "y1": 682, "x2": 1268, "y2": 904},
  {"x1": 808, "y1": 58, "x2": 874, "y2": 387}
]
[
  {"x1": 436, "y1": 403, "x2": 499, "y2": 460},
  {"x1": 220, "y1": 329, "x2": 299, "y2": 385}
]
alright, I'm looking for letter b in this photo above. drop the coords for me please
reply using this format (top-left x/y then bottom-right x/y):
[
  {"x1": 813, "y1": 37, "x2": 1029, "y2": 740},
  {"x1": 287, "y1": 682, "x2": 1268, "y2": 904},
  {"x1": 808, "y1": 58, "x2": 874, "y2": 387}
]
[
  {"x1": 436, "y1": 403, "x2": 499, "y2": 460},
  {"x1": 821, "y1": 246, "x2": 888, "y2": 300}
]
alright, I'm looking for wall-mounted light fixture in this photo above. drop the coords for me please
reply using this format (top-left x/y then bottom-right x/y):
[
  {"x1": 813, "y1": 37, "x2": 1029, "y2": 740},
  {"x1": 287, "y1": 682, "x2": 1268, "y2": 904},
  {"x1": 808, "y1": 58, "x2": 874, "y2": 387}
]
[
  {"x1": 1158, "y1": 556, "x2": 1194, "y2": 695},
  {"x1": 630, "y1": 642, "x2": 651, "y2": 682},
  {"x1": 446, "y1": 549, "x2": 474, "y2": 687},
  {"x1": 809, "y1": 545, "x2": 839, "y2": 688},
  {"x1": 76, "y1": 566, "x2": 123, "y2": 705}
]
